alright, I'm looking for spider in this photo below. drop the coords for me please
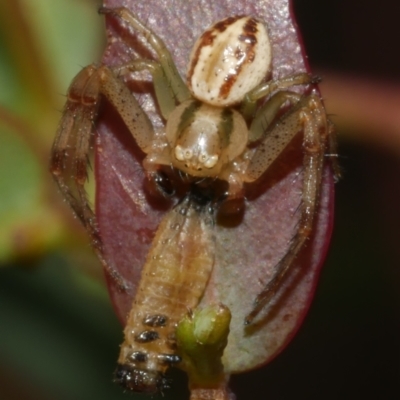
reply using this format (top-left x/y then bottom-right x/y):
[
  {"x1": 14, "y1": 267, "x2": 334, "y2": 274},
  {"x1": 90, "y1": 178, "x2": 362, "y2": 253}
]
[{"x1": 50, "y1": 6, "x2": 338, "y2": 394}]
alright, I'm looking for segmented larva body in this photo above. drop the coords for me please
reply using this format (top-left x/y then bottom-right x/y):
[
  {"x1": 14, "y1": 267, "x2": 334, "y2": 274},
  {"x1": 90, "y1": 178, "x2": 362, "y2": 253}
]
[
  {"x1": 190, "y1": 387, "x2": 232, "y2": 400},
  {"x1": 115, "y1": 195, "x2": 215, "y2": 392}
]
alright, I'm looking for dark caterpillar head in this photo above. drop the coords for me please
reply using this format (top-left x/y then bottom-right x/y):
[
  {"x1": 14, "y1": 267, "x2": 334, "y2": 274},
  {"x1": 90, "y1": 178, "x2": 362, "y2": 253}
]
[{"x1": 114, "y1": 364, "x2": 169, "y2": 393}]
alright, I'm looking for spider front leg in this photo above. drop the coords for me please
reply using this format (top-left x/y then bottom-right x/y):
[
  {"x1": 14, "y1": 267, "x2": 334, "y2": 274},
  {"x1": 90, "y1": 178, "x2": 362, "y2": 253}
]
[
  {"x1": 244, "y1": 93, "x2": 333, "y2": 324},
  {"x1": 99, "y1": 7, "x2": 191, "y2": 108},
  {"x1": 50, "y1": 63, "x2": 155, "y2": 290},
  {"x1": 99, "y1": 7, "x2": 195, "y2": 183},
  {"x1": 219, "y1": 90, "x2": 303, "y2": 200}
]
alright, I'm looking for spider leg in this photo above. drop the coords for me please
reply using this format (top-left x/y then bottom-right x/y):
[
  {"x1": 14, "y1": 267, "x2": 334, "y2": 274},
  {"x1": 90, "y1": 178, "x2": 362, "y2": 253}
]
[
  {"x1": 249, "y1": 73, "x2": 316, "y2": 100},
  {"x1": 218, "y1": 91, "x2": 304, "y2": 200},
  {"x1": 327, "y1": 119, "x2": 342, "y2": 181},
  {"x1": 50, "y1": 63, "x2": 156, "y2": 291},
  {"x1": 245, "y1": 93, "x2": 332, "y2": 324},
  {"x1": 51, "y1": 65, "x2": 101, "y2": 238},
  {"x1": 241, "y1": 73, "x2": 314, "y2": 119},
  {"x1": 248, "y1": 90, "x2": 301, "y2": 143},
  {"x1": 99, "y1": 7, "x2": 191, "y2": 104},
  {"x1": 114, "y1": 59, "x2": 177, "y2": 120}
]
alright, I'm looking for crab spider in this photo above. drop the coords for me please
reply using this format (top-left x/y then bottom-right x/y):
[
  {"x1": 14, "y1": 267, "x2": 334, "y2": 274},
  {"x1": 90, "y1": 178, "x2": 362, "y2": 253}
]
[{"x1": 50, "y1": 7, "x2": 338, "y2": 394}]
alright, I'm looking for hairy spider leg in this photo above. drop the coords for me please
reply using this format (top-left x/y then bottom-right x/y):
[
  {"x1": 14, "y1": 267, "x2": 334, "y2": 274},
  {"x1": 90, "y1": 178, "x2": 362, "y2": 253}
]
[
  {"x1": 240, "y1": 72, "x2": 315, "y2": 121},
  {"x1": 99, "y1": 6, "x2": 191, "y2": 110},
  {"x1": 50, "y1": 64, "x2": 155, "y2": 290},
  {"x1": 244, "y1": 93, "x2": 333, "y2": 324}
]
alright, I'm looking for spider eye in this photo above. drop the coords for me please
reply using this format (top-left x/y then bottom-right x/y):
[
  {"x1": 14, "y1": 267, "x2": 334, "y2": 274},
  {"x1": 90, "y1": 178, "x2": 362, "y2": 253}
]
[
  {"x1": 201, "y1": 153, "x2": 219, "y2": 169},
  {"x1": 175, "y1": 145, "x2": 194, "y2": 162}
]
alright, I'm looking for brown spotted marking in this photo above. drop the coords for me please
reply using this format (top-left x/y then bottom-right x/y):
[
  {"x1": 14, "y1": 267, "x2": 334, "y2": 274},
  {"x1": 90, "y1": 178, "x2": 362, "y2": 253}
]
[
  {"x1": 218, "y1": 17, "x2": 259, "y2": 100},
  {"x1": 187, "y1": 16, "x2": 271, "y2": 106},
  {"x1": 187, "y1": 16, "x2": 243, "y2": 82}
]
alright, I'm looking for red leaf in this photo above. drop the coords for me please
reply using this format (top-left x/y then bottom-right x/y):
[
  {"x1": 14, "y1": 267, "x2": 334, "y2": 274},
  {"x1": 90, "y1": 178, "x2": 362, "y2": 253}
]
[{"x1": 96, "y1": 0, "x2": 335, "y2": 374}]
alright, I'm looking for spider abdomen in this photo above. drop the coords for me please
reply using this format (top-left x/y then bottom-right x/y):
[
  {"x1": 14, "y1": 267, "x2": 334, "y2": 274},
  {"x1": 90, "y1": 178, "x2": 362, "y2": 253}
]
[{"x1": 187, "y1": 16, "x2": 272, "y2": 106}]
